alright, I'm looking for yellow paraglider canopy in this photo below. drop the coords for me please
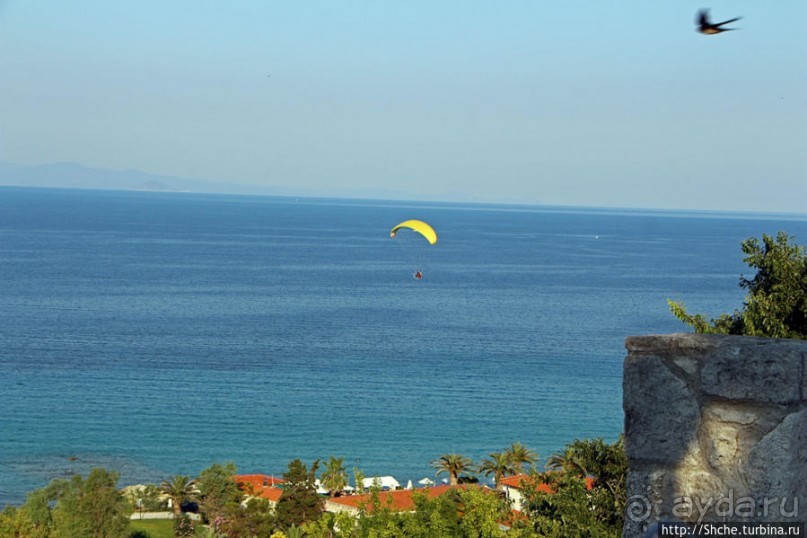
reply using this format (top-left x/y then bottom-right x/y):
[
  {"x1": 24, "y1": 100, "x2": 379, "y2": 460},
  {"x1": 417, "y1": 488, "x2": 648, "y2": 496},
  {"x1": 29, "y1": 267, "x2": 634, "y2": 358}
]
[{"x1": 390, "y1": 220, "x2": 437, "y2": 245}]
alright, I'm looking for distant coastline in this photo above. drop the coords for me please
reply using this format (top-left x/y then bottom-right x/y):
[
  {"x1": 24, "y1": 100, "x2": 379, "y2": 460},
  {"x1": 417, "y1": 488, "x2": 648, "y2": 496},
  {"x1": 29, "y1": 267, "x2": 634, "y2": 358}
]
[{"x1": 1, "y1": 177, "x2": 806, "y2": 223}]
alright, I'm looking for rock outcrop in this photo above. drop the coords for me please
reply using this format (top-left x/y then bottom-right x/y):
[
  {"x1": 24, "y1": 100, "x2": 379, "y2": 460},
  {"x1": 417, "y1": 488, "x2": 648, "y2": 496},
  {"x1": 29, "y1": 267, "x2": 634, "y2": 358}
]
[{"x1": 623, "y1": 334, "x2": 807, "y2": 537}]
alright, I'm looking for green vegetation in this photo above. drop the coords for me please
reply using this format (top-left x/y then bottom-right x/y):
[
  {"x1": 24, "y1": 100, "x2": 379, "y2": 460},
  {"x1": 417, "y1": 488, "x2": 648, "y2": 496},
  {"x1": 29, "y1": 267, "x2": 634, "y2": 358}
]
[
  {"x1": 503, "y1": 442, "x2": 539, "y2": 475},
  {"x1": 542, "y1": 436, "x2": 626, "y2": 529},
  {"x1": 160, "y1": 475, "x2": 196, "y2": 518},
  {"x1": 520, "y1": 472, "x2": 614, "y2": 537},
  {"x1": 430, "y1": 454, "x2": 476, "y2": 486},
  {"x1": 0, "y1": 468, "x2": 129, "y2": 538},
  {"x1": 0, "y1": 437, "x2": 625, "y2": 537},
  {"x1": 129, "y1": 518, "x2": 175, "y2": 538},
  {"x1": 195, "y1": 462, "x2": 242, "y2": 526},
  {"x1": 670, "y1": 231, "x2": 807, "y2": 338},
  {"x1": 275, "y1": 459, "x2": 324, "y2": 531},
  {"x1": 479, "y1": 452, "x2": 515, "y2": 489},
  {"x1": 320, "y1": 457, "x2": 349, "y2": 498}
]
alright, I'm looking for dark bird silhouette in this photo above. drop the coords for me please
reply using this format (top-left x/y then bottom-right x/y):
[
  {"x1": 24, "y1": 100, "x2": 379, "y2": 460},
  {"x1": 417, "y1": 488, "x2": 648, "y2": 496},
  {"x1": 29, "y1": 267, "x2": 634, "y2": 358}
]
[{"x1": 697, "y1": 9, "x2": 741, "y2": 34}]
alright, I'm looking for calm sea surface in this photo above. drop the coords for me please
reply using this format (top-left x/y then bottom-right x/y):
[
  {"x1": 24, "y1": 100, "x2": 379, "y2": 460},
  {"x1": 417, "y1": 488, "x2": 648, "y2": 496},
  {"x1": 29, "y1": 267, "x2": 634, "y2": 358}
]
[{"x1": 1, "y1": 186, "x2": 805, "y2": 505}]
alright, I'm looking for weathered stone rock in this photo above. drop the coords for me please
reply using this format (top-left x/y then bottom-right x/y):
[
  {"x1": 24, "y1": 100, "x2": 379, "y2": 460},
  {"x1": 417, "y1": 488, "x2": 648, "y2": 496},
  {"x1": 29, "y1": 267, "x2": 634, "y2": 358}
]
[
  {"x1": 624, "y1": 352, "x2": 699, "y2": 463},
  {"x1": 623, "y1": 335, "x2": 807, "y2": 538},
  {"x1": 672, "y1": 355, "x2": 699, "y2": 378},
  {"x1": 745, "y1": 410, "x2": 807, "y2": 503},
  {"x1": 803, "y1": 352, "x2": 807, "y2": 401},
  {"x1": 700, "y1": 340, "x2": 803, "y2": 404},
  {"x1": 698, "y1": 402, "x2": 789, "y2": 493},
  {"x1": 623, "y1": 468, "x2": 668, "y2": 538}
]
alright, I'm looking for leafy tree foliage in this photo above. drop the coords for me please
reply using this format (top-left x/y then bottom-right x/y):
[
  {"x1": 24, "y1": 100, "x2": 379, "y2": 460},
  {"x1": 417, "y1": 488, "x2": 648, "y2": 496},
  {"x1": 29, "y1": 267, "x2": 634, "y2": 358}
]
[
  {"x1": 0, "y1": 468, "x2": 131, "y2": 538},
  {"x1": 0, "y1": 505, "x2": 44, "y2": 538},
  {"x1": 538, "y1": 436, "x2": 627, "y2": 534},
  {"x1": 519, "y1": 472, "x2": 616, "y2": 537},
  {"x1": 302, "y1": 511, "x2": 357, "y2": 538},
  {"x1": 173, "y1": 512, "x2": 195, "y2": 537},
  {"x1": 545, "y1": 446, "x2": 585, "y2": 475},
  {"x1": 124, "y1": 483, "x2": 165, "y2": 513},
  {"x1": 218, "y1": 497, "x2": 277, "y2": 538},
  {"x1": 54, "y1": 469, "x2": 131, "y2": 537},
  {"x1": 670, "y1": 232, "x2": 807, "y2": 339},
  {"x1": 195, "y1": 462, "x2": 243, "y2": 525},
  {"x1": 3, "y1": 438, "x2": 627, "y2": 537},
  {"x1": 276, "y1": 459, "x2": 324, "y2": 530},
  {"x1": 0, "y1": 485, "x2": 56, "y2": 538},
  {"x1": 347, "y1": 486, "x2": 509, "y2": 538}
]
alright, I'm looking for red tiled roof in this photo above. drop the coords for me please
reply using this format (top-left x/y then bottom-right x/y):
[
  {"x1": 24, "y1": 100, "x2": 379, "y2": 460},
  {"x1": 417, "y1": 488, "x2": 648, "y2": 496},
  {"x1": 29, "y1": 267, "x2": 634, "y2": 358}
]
[
  {"x1": 233, "y1": 474, "x2": 285, "y2": 503},
  {"x1": 498, "y1": 474, "x2": 595, "y2": 492},
  {"x1": 255, "y1": 487, "x2": 283, "y2": 502},
  {"x1": 499, "y1": 475, "x2": 553, "y2": 493},
  {"x1": 327, "y1": 485, "x2": 482, "y2": 513},
  {"x1": 234, "y1": 474, "x2": 285, "y2": 489}
]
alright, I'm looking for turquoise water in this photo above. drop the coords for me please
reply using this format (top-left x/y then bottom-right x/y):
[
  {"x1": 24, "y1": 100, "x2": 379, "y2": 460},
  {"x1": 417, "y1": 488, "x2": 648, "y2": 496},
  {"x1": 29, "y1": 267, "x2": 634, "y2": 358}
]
[{"x1": 1, "y1": 186, "x2": 805, "y2": 505}]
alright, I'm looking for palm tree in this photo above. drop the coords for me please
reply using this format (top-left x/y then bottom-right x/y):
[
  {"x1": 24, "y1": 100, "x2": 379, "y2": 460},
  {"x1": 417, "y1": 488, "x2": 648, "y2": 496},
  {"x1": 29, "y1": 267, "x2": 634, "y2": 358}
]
[
  {"x1": 431, "y1": 454, "x2": 475, "y2": 486},
  {"x1": 504, "y1": 442, "x2": 538, "y2": 475},
  {"x1": 320, "y1": 456, "x2": 348, "y2": 497},
  {"x1": 479, "y1": 452, "x2": 515, "y2": 490},
  {"x1": 160, "y1": 475, "x2": 196, "y2": 517},
  {"x1": 546, "y1": 446, "x2": 587, "y2": 476}
]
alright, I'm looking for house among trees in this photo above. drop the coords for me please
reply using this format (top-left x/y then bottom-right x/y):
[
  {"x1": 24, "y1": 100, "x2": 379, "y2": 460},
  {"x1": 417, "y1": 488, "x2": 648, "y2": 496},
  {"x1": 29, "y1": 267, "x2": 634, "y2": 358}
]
[
  {"x1": 233, "y1": 474, "x2": 286, "y2": 507},
  {"x1": 325, "y1": 485, "x2": 480, "y2": 516},
  {"x1": 499, "y1": 474, "x2": 595, "y2": 512}
]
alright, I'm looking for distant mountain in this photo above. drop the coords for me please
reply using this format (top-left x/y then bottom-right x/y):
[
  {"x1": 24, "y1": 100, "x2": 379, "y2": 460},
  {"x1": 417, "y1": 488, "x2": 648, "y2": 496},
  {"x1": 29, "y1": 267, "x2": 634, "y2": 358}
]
[
  {"x1": 0, "y1": 161, "x2": 442, "y2": 203},
  {"x1": 0, "y1": 161, "x2": 291, "y2": 196}
]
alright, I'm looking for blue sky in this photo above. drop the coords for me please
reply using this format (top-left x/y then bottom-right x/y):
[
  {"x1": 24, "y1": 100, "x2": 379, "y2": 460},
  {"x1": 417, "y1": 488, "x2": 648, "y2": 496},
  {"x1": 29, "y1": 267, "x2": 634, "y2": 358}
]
[{"x1": 1, "y1": 1, "x2": 805, "y2": 212}]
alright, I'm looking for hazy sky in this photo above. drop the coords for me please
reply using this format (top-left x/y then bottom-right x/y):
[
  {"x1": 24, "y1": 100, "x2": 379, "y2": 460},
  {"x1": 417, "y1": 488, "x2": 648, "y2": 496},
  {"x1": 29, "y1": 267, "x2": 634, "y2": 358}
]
[{"x1": 1, "y1": 1, "x2": 805, "y2": 212}]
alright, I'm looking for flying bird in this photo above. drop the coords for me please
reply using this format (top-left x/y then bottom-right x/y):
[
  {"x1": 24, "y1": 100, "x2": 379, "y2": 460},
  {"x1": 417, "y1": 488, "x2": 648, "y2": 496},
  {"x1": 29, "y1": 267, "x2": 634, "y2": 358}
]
[{"x1": 696, "y1": 9, "x2": 741, "y2": 34}]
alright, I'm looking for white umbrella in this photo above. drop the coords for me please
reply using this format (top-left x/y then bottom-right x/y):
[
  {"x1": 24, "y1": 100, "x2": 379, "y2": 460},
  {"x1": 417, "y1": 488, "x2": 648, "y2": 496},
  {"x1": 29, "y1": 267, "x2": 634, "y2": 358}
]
[
  {"x1": 417, "y1": 478, "x2": 434, "y2": 486},
  {"x1": 406, "y1": 480, "x2": 413, "y2": 490}
]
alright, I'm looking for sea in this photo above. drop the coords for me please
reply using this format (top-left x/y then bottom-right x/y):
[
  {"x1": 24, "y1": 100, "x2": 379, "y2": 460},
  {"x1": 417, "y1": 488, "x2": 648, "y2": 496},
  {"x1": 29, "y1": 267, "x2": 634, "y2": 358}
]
[{"x1": 1, "y1": 186, "x2": 806, "y2": 506}]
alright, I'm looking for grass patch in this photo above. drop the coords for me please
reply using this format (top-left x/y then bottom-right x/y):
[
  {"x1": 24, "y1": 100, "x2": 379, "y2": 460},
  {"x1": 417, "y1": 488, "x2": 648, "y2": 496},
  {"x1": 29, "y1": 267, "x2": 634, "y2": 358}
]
[
  {"x1": 129, "y1": 518, "x2": 174, "y2": 538},
  {"x1": 129, "y1": 518, "x2": 209, "y2": 538}
]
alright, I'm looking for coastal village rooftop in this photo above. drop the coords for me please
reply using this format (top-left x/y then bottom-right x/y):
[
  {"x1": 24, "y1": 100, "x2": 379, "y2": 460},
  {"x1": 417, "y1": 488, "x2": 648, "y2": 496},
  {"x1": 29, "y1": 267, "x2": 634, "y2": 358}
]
[{"x1": 232, "y1": 472, "x2": 594, "y2": 515}]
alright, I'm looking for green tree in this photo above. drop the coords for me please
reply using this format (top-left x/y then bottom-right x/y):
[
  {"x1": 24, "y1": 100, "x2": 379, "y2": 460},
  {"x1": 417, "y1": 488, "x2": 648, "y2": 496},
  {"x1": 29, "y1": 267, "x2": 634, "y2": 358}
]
[
  {"x1": 478, "y1": 452, "x2": 515, "y2": 490},
  {"x1": 0, "y1": 505, "x2": 47, "y2": 538},
  {"x1": 520, "y1": 471, "x2": 616, "y2": 538},
  {"x1": 160, "y1": 475, "x2": 196, "y2": 518},
  {"x1": 353, "y1": 467, "x2": 365, "y2": 494},
  {"x1": 276, "y1": 459, "x2": 324, "y2": 530},
  {"x1": 302, "y1": 511, "x2": 357, "y2": 538},
  {"x1": 547, "y1": 437, "x2": 627, "y2": 529},
  {"x1": 545, "y1": 446, "x2": 586, "y2": 476},
  {"x1": 50, "y1": 468, "x2": 131, "y2": 538},
  {"x1": 455, "y1": 488, "x2": 509, "y2": 538},
  {"x1": 402, "y1": 490, "x2": 461, "y2": 538},
  {"x1": 124, "y1": 483, "x2": 166, "y2": 513},
  {"x1": 503, "y1": 442, "x2": 538, "y2": 475},
  {"x1": 399, "y1": 487, "x2": 509, "y2": 538},
  {"x1": 431, "y1": 454, "x2": 475, "y2": 486},
  {"x1": 220, "y1": 497, "x2": 277, "y2": 538},
  {"x1": 669, "y1": 231, "x2": 807, "y2": 339},
  {"x1": 195, "y1": 462, "x2": 243, "y2": 525},
  {"x1": 319, "y1": 456, "x2": 348, "y2": 497},
  {"x1": 0, "y1": 485, "x2": 56, "y2": 538}
]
